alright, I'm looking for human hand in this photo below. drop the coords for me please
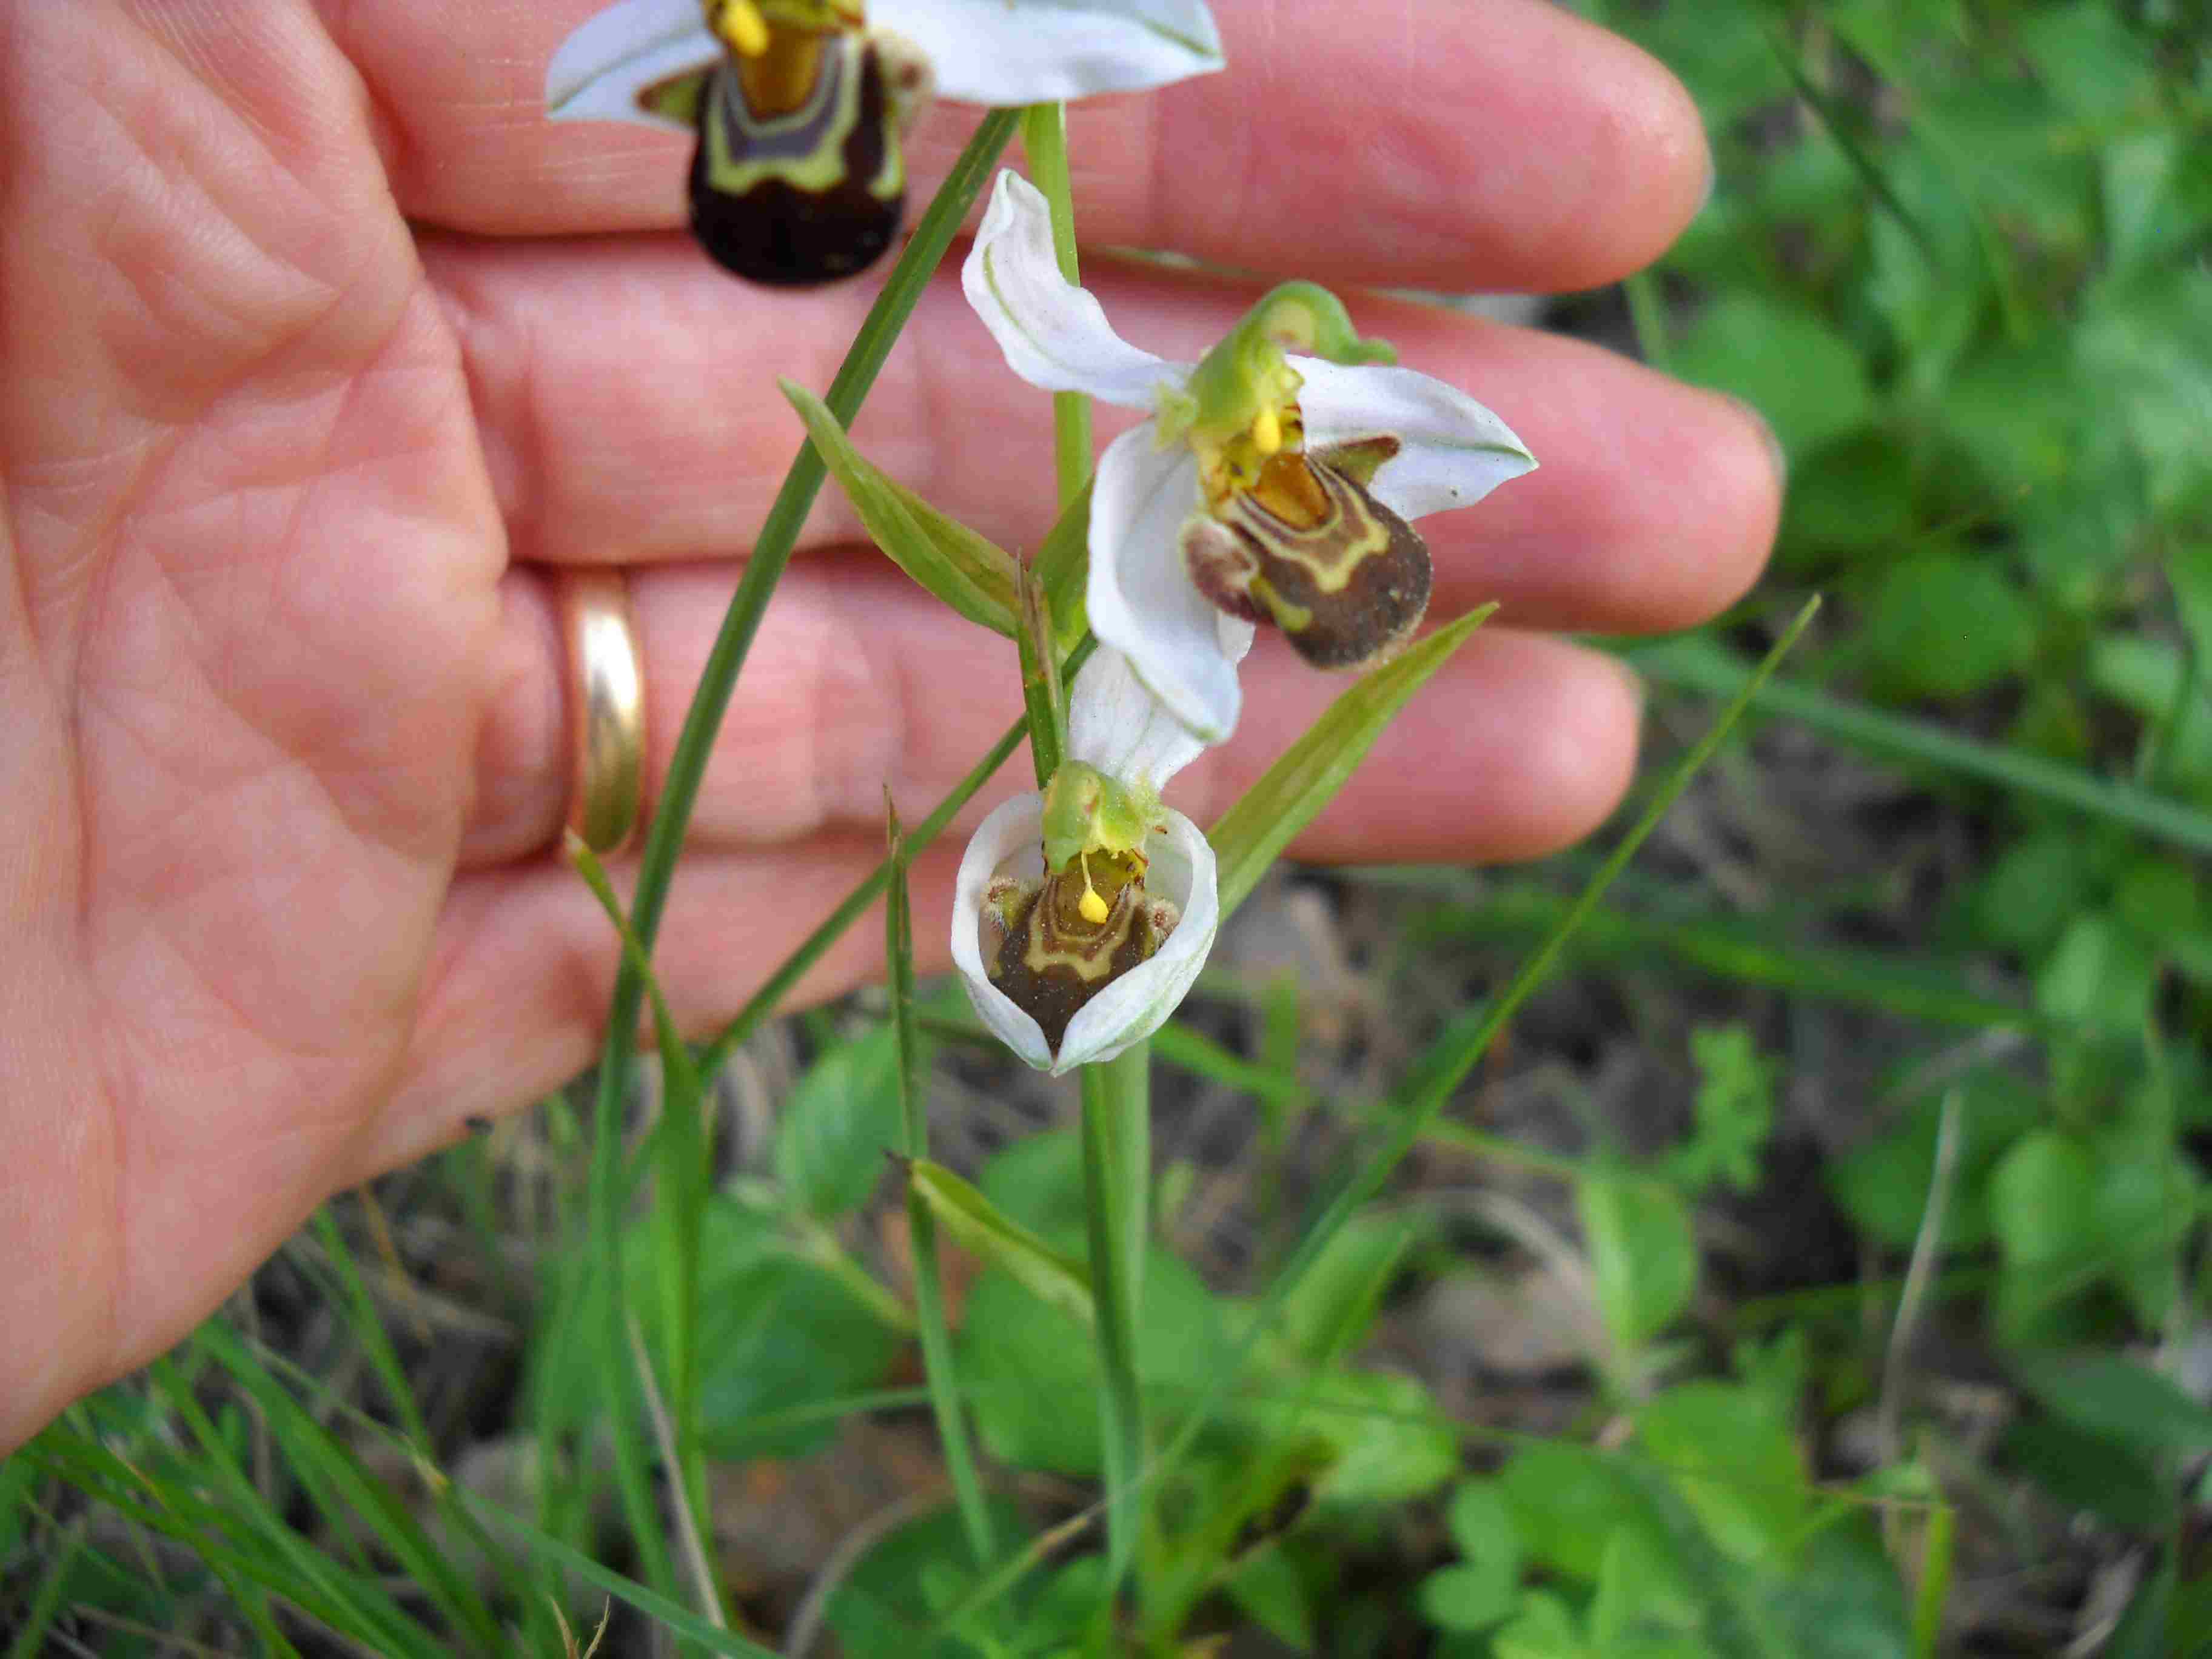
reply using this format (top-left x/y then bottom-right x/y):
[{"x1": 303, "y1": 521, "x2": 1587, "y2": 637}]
[{"x1": 0, "y1": 0, "x2": 1776, "y2": 1448}]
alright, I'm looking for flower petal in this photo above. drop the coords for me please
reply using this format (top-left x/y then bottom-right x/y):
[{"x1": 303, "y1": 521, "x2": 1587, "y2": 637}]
[
  {"x1": 962, "y1": 171, "x2": 1188, "y2": 409},
  {"x1": 1087, "y1": 426, "x2": 1255, "y2": 744},
  {"x1": 1066, "y1": 647, "x2": 1208, "y2": 793},
  {"x1": 950, "y1": 796, "x2": 1055, "y2": 1070},
  {"x1": 1295, "y1": 359, "x2": 1538, "y2": 522},
  {"x1": 545, "y1": 0, "x2": 716, "y2": 133},
  {"x1": 874, "y1": 0, "x2": 1222, "y2": 104},
  {"x1": 1053, "y1": 807, "x2": 1217, "y2": 1071}
]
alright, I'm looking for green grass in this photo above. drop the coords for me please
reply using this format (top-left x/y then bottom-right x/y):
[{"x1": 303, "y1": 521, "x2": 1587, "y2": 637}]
[{"x1": 12, "y1": 3, "x2": 2210, "y2": 1653}]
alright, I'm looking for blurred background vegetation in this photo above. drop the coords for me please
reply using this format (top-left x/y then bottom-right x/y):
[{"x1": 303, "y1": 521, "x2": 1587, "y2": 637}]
[{"x1": 6, "y1": 1, "x2": 2210, "y2": 1654}]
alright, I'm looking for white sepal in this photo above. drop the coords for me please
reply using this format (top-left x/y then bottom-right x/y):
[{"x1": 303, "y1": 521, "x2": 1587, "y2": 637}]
[
  {"x1": 951, "y1": 796, "x2": 1057, "y2": 1071},
  {"x1": 1085, "y1": 426, "x2": 1255, "y2": 744},
  {"x1": 876, "y1": 0, "x2": 1222, "y2": 104},
  {"x1": 1065, "y1": 646, "x2": 1211, "y2": 793},
  {"x1": 545, "y1": 0, "x2": 715, "y2": 133},
  {"x1": 962, "y1": 172, "x2": 1187, "y2": 409},
  {"x1": 1294, "y1": 358, "x2": 1538, "y2": 521},
  {"x1": 950, "y1": 794, "x2": 1219, "y2": 1074}
]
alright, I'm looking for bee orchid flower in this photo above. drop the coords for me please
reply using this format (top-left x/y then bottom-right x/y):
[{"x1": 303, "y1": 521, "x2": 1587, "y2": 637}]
[
  {"x1": 962, "y1": 170, "x2": 1539, "y2": 743},
  {"x1": 546, "y1": 0, "x2": 1222, "y2": 285},
  {"x1": 952, "y1": 649, "x2": 1220, "y2": 1073}
]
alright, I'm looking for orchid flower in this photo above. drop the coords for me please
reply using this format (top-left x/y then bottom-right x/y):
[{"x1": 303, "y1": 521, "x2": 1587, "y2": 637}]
[
  {"x1": 546, "y1": 0, "x2": 1222, "y2": 284},
  {"x1": 962, "y1": 170, "x2": 1539, "y2": 743},
  {"x1": 952, "y1": 649, "x2": 1219, "y2": 1073}
]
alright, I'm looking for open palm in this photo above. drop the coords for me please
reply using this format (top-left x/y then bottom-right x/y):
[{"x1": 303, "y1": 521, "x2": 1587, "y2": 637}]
[{"x1": 0, "y1": 0, "x2": 1777, "y2": 1447}]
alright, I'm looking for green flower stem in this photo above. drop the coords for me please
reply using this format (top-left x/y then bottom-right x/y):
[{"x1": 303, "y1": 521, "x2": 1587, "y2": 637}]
[
  {"x1": 584, "y1": 107, "x2": 1019, "y2": 1584},
  {"x1": 1079, "y1": 1044, "x2": 1150, "y2": 1603},
  {"x1": 1024, "y1": 98, "x2": 1151, "y2": 1614},
  {"x1": 886, "y1": 805, "x2": 998, "y2": 1570},
  {"x1": 1021, "y1": 102, "x2": 1093, "y2": 509}
]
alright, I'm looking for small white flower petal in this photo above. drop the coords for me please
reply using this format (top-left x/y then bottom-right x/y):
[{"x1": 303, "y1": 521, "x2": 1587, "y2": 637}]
[
  {"x1": 875, "y1": 0, "x2": 1222, "y2": 104},
  {"x1": 1066, "y1": 647, "x2": 1210, "y2": 793},
  {"x1": 950, "y1": 796, "x2": 1055, "y2": 1070},
  {"x1": 1295, "y1": 358, "x2": 1538, "y2": 522},
  {"x1": 1052, "y1": 808, "x2": 1217, "y2": 1071},
  {"x1": 1087, "y1": 426, "x2": 1255, "y2": 745},
  {"x1": 545, "y1": 0, "x2": 715, "y2": 133},
  {"x1": 962, "y1": 172, "x2": 1188, "y2": 409},
  {"x1": 951, "y1": 797, "x2": 1219, "y2": 1073}
]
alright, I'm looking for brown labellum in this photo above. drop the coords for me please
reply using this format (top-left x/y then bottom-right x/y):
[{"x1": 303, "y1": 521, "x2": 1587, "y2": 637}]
[
  {"x1": 643, "y1": 28, "x2": 926, "y2": 287},
  {"x1": 982, "y1": 860, "x2": 1178, "y2": 1056},
  {"x1": 1181, "y1": 438, "x2": 1431, "y2": 671}
]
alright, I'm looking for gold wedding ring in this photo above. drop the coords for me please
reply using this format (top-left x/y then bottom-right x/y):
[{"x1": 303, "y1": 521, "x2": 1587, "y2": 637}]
[{"x1": 557, "y1": 569, "x2": 648, "y2": 855}]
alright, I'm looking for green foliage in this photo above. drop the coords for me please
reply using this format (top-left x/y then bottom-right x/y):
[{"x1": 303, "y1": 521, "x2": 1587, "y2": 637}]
[
  {"x1": 619, "y1": 1197, "x2": 903, "y2": 1461},
  {"x1": 776, "y1": 1022, "x2": 907, "y2": 1221},
  {"x1": 1579, "y1": 1173, "x2": 1699, "y2": 1358},
  {"x1": 1663, "y1": 1024, "x2": 1778, "y2": 1195},
  {"x1": 1427, "y1": 1379, "x2": 1909, "y2": 1659}
]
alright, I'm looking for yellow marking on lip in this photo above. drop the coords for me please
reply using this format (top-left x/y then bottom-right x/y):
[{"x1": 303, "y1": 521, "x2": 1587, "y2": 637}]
[
  {"x1": 715, "y1": 0, "x2": 770, "y2": 55},
  {"x1": 1252, "y1": 404, "x2": 1282, "y2": 456}
]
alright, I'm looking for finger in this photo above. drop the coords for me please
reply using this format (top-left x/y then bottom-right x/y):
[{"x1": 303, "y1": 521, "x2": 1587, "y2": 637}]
[
  {"x1": 397, "y1": 603, "x2": 1638, "y2": 1156},
  {"x1": 469, "y1": 554, "x2": 1639, "y2": 867},
  {"x1": 381, "y1": 833, "x2": 968, "y2": 1163},
  {"x1": 323, "y1": 0, "x2": 1705, "y2": 289},
  {"x1": 427, "y1": 238, "x2": 1779, "y2": 636}
]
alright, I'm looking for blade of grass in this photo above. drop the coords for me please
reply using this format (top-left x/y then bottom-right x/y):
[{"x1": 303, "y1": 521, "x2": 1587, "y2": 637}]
[
  {"x1": 149, "y1": 1350, "x2": 424, "y2": 1655},
  {"x1": 1624, "y1": 634, "x2": 2212, "y2": 857},
  {"x1": 1133, "y1": 597, "x2": 1826, "y2": 1550},
  {"x1": 1387, "y1": 874, "x2": 2043, "y2": 1033},
  {"x1": 459, "y1": 1490, "x2": 783, "y2": 1659},
  {"x1": 623, "y1": 1311, "x2": 726, "y2": 1634},
  {"x1": 585, "y1": 107, "x2": 1019, "y2": 1582},
  {"x1": 4, "y1": 1517, "x2": 85, "y2": 1659},
  {"x1": 887, "y1": 799, "x2": 998, "y2": 1570},
  {"x1": 195, "y1": 1324, "x2": 501, "y2": 1655},
  {"x1": 306, "y1": 1208, "x2": 533, "y2": 1626},
  {"x1": 569, "y1": 834, "x2": 716, "y2": 1561},
  {"x1": 1211, "y1": 605, "x2": 1496, "y2": 919},
  {"x1": 1150, "y1": 1020, "x2": 1308, "y2": 1113},
  {"x1": 1080, "y1": 1044, "x2": 1150, "y2": 1603},
  {"x1": 19, "y1": 1443, "x2": 306, "y2": 1659},
  {"x1": 1909, "y1": 1499, "x2": 1957, "y2": 1659}
]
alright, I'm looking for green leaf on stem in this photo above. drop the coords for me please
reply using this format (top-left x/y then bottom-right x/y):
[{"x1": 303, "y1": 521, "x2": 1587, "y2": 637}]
[
  {"x1": 905, "y1": 1158, "x2": 1096, "y2": 1329},
  {"x1": 1209, "y1": 604, "x2": 1497, "y2": 918},
  {"x1": 779, "y1": 378, "x2": 1020, "y2": 637}
]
